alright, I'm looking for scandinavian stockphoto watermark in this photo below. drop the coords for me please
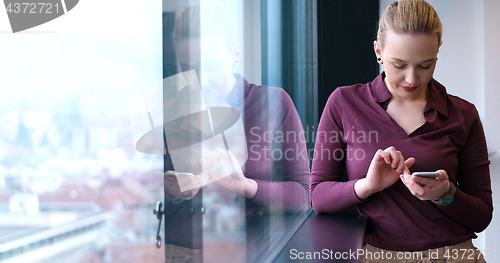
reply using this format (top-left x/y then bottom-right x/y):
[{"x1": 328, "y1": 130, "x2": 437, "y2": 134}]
[
  {"x1": 248, "y1": 125, "x2": 379, "y2": 162},
  {"x1": 3, "y1": 0, "x2": 79, "y2": 33},
  {"x1": 128, "y1": 70, "x2": 248, "y2": 192}
]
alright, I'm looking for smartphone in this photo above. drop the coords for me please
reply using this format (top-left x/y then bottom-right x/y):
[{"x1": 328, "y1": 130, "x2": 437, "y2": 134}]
[
  {"x1": 166, "y1": 172, "x2": 194, "y2": 178},
  {"x1": 411, "y1": 172, "x2": 439, "y2": 178}
]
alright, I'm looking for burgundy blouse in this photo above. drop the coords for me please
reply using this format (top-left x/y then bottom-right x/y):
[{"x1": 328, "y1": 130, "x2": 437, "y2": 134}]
[{"x1": 311, "y1": 72, "x2": 492, "y2": 251}]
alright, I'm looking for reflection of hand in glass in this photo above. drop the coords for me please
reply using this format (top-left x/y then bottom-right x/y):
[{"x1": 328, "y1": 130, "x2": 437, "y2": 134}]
[
  {"x1": 164, "y1": 171, "x2": 207, "y2": 202},
  {"x1": 201, "y1": 148, "x2": 258, "y2": 199}
]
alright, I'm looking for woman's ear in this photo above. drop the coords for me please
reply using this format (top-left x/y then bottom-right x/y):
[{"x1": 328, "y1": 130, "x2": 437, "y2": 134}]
[
  {"x1": 374, "y1": 40, "x2": 383, "y2": 63},
  {"x1": 374, "y1": 40, "x2": 382, "y2": 57},
  {"x1": 438, "y1": 40, "x2": 443, "y2": 53}
]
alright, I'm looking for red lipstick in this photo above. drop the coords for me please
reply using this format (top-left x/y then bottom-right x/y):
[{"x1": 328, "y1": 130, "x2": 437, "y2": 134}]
[{"x1": 401, "y1": 86, "x2": 417, "y2": 92}]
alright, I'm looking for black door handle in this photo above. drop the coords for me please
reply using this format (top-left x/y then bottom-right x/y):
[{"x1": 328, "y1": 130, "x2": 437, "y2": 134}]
[{"x1": 153, "y1": 201, "x2": 164, "y2": 248}]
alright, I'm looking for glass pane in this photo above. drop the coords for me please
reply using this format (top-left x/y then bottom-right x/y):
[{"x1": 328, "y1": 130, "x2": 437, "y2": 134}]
[
  {"x1": 162, "y1": 0, "x2": 315, "y2": 262},
  {"x1": 0, "y1": 1, "x2": 163, "y2": 262}
]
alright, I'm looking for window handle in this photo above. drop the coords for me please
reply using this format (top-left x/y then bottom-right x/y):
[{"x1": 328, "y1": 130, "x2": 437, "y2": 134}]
[{"x1": 153, "y1": 201, "x2": 164, "y2": 249}]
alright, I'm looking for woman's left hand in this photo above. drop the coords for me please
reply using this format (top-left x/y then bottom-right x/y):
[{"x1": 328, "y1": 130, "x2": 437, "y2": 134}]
[{"x1": 400, "y1": 170, "x2": 451, "y2": 201}]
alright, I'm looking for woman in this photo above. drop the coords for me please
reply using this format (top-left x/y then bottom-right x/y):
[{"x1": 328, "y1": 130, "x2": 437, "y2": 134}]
[{"x1": 311, "y1": 0, "x2": 492, "y2": 262}]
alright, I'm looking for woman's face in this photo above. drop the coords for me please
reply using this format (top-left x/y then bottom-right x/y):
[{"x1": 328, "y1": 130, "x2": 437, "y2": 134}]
[
  {"x1": 175, "y1": 35, "x2": 238, "y2": 103},
  {"x1": 375, "y1": 30, "x2": 441, "y2": 100}
]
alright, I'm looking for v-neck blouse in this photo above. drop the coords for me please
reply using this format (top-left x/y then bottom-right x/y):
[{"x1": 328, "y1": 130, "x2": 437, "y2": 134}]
[{"x1": 310, "y1": 72, "x2": 492, "y2": 251}]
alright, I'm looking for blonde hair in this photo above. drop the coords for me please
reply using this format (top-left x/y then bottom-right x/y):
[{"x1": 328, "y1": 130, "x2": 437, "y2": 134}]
[
  {"x1": 172, "y1": 5, "x2": 237, "y2": 53},
  {"x1": 377, "y1": 0, "x2": 442, "y2": 49}
]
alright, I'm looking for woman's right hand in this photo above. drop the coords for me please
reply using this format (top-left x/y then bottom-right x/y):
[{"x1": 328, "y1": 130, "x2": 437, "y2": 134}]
[{"x1": 354, "y1": 146, "x2": 415, "y2": 200}]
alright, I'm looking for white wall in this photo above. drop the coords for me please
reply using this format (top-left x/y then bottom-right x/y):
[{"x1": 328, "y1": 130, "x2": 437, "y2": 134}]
[
  {"x1": 481, "y1": 0, "x2": 500, "y2": 256},
  {"x1": 483, "y1": 0, "x2": 500, "y2": 156},
  {"x1": 379, "y1": 0, "x2": 500, "y2": 253}
]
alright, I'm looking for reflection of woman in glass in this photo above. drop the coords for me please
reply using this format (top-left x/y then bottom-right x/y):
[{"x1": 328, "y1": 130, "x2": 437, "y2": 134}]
[
  {"x1": 311, "y1": 0, "x2": 491, "y2": 261},
  {"x1": 165, "y1": 5, "x2": 309, "y2": 214},
  {"x1": 161, "y1": 6, "x2": 310, "y2": 261}
]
